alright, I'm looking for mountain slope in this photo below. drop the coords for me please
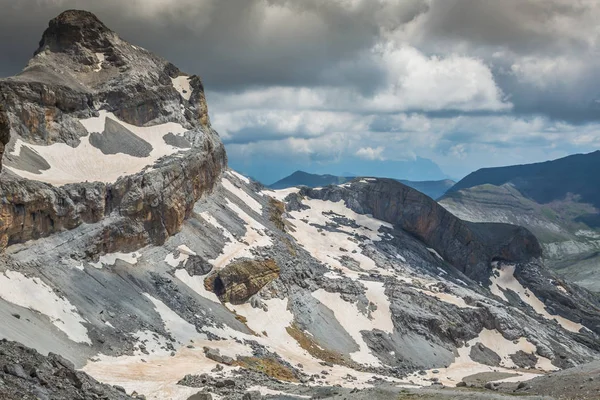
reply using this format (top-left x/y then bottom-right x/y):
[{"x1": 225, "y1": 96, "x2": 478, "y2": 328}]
[
  {"x1": 447, "y1": 151, "x2": 600, "y2": 208},
  {"x1": 0, "y1": 10, "x2": 600, "y2": 400},
  {"x1": 440, "y1": 152, "x2": 600, "y2": 290},
  {"x1": 269, "y1": 170, "x2": 455, "y2": 199},
  {"x1": 269, "y1": 170, "x2": 351, "y2": 189}
]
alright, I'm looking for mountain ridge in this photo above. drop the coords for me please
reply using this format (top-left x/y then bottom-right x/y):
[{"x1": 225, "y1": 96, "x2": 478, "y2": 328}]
[
  {"x1": 269, "y1": 170, "x2": 455, "y2": 199},
  {"x1": 440, "y1": 151, "x2": 600, "y2": 291}
]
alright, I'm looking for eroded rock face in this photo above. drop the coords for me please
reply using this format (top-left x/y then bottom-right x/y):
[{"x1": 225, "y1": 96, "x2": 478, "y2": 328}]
[
  {"x1": 0, "y1": 339, "x2": 135, "y2": 400},
  {"x1": 300, "y1": 179, "x2": 542, "y2": 282},
  {"x1": 206, "y1": 259, "x2": 280, "y2": 304},
  {"x1": 0, "y1": 10, "x2": 226, "y2": 252},
  {"x1": 0, "y1": 106, "x2": 8, "y2": 172}
]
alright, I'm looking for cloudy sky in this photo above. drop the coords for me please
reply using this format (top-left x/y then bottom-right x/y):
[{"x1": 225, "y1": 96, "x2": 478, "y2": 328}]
[{"x1": 2, "y1": 0, "x2": 600, "y2": 183}]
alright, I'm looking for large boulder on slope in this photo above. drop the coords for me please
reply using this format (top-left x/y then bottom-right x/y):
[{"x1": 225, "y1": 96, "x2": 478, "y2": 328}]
[{"x1": 205, "y1": 259, "x2": 280, "y2": 304}]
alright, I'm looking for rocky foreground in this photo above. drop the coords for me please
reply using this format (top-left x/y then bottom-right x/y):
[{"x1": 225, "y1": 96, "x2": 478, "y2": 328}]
[{"x1": 0, "y1": 9, "x2": 599, "y2": 400}]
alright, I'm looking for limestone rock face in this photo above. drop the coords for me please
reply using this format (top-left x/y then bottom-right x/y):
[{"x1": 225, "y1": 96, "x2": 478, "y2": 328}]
[
  {"x1": 0, "y1": 9, "x2": 226, "y2": 252},
  {"x1": 0, "y1": 106, "x2": 8, "y2": 172},
  {"x1": 300, "y1": 179, "x2": 542, "y2": 282},
  {"x1": 207, "y1": 259, "x2": 280, "y2": 304}
]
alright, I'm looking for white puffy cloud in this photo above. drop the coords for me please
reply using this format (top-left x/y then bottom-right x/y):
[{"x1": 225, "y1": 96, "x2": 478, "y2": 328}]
[{"x1": 356, "y1": 146, "x2": 385, "y2": 160}]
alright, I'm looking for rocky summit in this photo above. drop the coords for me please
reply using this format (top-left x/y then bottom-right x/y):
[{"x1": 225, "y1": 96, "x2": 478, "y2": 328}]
[{"x1": 0, "y1": 10, "x2": 600, "y2": 400}]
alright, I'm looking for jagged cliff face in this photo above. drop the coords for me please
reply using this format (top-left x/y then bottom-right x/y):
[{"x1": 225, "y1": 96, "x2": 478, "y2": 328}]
[{"x1": 0, "y1": 10, "x2": 226, "y2": 251}]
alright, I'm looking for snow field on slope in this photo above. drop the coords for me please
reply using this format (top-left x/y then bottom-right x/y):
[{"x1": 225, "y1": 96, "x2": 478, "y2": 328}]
[
  {"x1": 262, "y1": 187, "x2": 300, "y2": 201},
  {"x1": 226, "y1": 170, "x2": 250, "y2": 185},
  {"x1": 226, "y1": 298, "x2": 402, "y2": 387},
  {"x1": 205, "y1": 201, "x2": 272, "y2": 270},
  {"x1": 90, "y1": 252, "x2": 140, "y2": 269},
  {"x1": 286, "y1": 198, "x2": 394, "y2": 278},
  {"x1": 7, "y1": 111, "x2": 189, "y2": 185},
  {"x1": 83, "y1": 293, "x2": 252, "y2": 400},
  {"x1": 0, "y1": 270, "x2": 90, "y2": 344},
  {"x1": 490, "y1": 264, "x2": 583, "y2": 333},
  {"x1": 222, "y1": 176, "x2": 263, "y2": 214},
  {"x1": 313, "y1": 283, "x2": 394, "y2": 366},
  {"x1": 410, "y1": 328, "x2": 555, "y2": 387}
]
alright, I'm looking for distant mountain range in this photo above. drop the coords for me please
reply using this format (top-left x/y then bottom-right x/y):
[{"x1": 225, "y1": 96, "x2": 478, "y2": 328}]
[
  {"x1": 269, "y1": 170, "x2": 455, "y2": 199},
  {"x1": 440, "y1": 151, "x2": 600, "y2": 290}
]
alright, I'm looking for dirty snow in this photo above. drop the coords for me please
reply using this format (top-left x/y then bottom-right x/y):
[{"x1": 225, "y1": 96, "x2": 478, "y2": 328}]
[
  {"x1": 490, "y1": 264, "x2": 583, "y2": 333},
  {"x1": 206, "y1": 201, "x2": 272, "y2": 270},
  {"x1": 171, "y1": 75, "x2": 192, "y2": 101},
  {"x1": 361, "y1": 280, "x2": 395, "y2": 333},
  {"x1": 164, "y1": 245, "x2": 196, "y2": 268},
  {"x1": 143, "y1": 294, "x2": 203, "y2": 345},
  {"x1": 90, "y1": 252, "x2": 139, "y2": 268},
  {"x1": 83, "y1": 342, "x2": 251, "y2": 400},
  {"x1": 410, "y1": 328, "x2": 552, "y2": 386},
  {"x1": 222, "y1": 177, "x2": 263, "y2": 214},
  {"x1": 0, "y1": 270, "x2": 90, "y2": 344},
  {"x1": 247, "y1": 386, "x2": 310, "y2": 398},
  {"x1": 286, "y1": 198, "x2": 393, "y2": 278},
  {"x1": 227, "y1": 298, "x2": 401, "y2": 387},
  {"x1": 414, "y1": 285, "x2": 474, "y2": 309},
  {"x1": 7, "y1": 111, "x2": 188, "y2": 185},
  {"x1": 312, "y1": 289, "x2": 384, "y2": 366}
]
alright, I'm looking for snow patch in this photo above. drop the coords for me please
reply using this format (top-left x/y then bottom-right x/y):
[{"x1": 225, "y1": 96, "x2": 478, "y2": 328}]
[
  {"x1": 286, "y1": 198, "x2": 393, "y2": 279},
  {"x1": 171, "y1": 75, "x2": 192, "y2": 101},
  {"x1": 313, "y1": 289, "x2": 384, "y2": 366},
  {"x1": 164, "y1": 246, "x2": 195, "y2": 268},
  {"x1": 222, "y1": 177, "x2": 263, "y2": 214},
  {"x1": 91, "y1": 252, "x2": 139, "y2": 269},
  {"x1": 411, "y1": 328, "x2": 552, "y2": 386},
  {"x1": 205, "y1": 202, "x2": 272, "y2": 270},
  {"x1": 0, "y1": 271, "x2": 90, "y2": 344},
  {"x1": 427, "y1": 247, "x2": 444, "y2": 261},
  {"x1": 490, "y1": 264, "x2": 583, "y2": 333},
  {"x1": 265, "y1": 187, "x2": 300, "y2": 201},
  {"x1": 227, "y1": 170, "x2": 250, "y2": 184},
  {"x1": 174, "y1": 269, "x2": 221, "y2": 304},
  {"x1": 7, "y1": 111, "x2": 189, "y2": 185},
  {"x1": 143, "y1": 293, "x2": 203, "y2": 345}
]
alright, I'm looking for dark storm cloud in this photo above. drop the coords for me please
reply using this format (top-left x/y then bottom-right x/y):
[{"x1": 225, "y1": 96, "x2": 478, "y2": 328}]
[
  {"x1": 1, "y1": 0, "x2": 598, "y2": 123},
  {"x1": 2, "y1": 0, "x2": 600, "y2": 183},
  {"x1": 416, "y1": 0, "x2": 595, "y2": 55},
  {"x1": 0, "y1": 0, "x2": 426, "y2": 93}
]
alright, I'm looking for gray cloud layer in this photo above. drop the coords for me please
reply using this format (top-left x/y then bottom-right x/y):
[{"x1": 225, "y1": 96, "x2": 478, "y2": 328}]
[{"x1": 1, "y1": 0, "x2": 600, "y2": 181}]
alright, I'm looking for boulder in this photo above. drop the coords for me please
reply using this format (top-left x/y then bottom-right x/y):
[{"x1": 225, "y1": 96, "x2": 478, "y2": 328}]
[{"x1": 206, "y1": 259, "x2": 280, "y2": 304}]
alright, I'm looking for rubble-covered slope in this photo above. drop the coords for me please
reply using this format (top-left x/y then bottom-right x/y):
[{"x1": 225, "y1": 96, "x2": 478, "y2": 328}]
[{"x1": 1, "y1": 172, "x2": 600, "y2": 399}]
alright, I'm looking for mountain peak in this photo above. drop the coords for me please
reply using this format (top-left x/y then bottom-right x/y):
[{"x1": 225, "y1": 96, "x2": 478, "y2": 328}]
[{"x1": 36, "y1": 10, "x2": 112, "y2": 55}]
